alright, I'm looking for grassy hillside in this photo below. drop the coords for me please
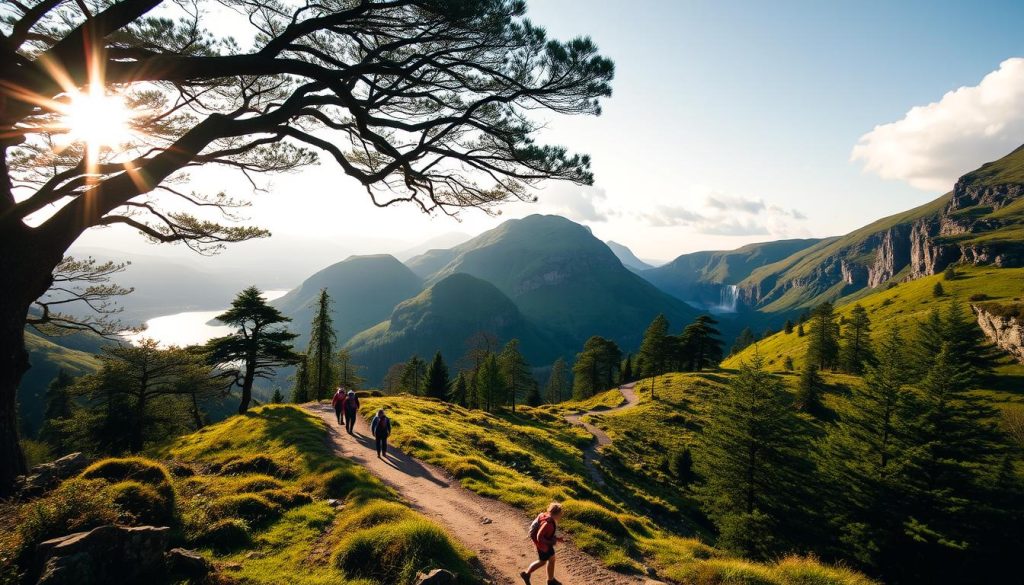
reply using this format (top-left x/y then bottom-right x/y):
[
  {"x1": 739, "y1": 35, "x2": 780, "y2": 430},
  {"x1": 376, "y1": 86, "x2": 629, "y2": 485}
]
[
  {"x1": 347, "y1": 273, "x2": 565, "y2": 382},
  {"x1": 1, "y1": 405, "x2": 476, "y2": 585},
  {"x1": 274, "y1": 254, "x2": 423, "y2": 346},
  {"x1": 18, "y1": 331, "x2": 101, "y2": 436},
  {"x1": 426, "y1": 214, "x2": 699, "y2": 350},
  {"x1": 361, "y1": 393, "x2": 874, "y2": 584},
  {"x1": 725, "y1": 265, "x2": 1024, "y2": 406}
]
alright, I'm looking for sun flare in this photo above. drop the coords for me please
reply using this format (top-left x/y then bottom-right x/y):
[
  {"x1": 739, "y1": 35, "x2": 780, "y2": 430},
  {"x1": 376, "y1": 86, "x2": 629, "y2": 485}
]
[{"x1": 59, "y1": 83, "x2": 133, "y2": 156}]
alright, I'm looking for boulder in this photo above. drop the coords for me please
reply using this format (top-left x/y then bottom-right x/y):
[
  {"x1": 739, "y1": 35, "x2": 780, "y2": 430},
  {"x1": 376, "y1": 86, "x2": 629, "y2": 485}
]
[
  {"x1": 16, "y1": 452, "x2": 91, "y2": 497},
  {"x1": 166, "y1": 547, "x2": 211, "y2": 579},
  {"x1": 415, "y1": 568, "x2": 457, "y2": 585},
  {"x1": 36, "y1": 525, "x2": 170, "y2": 585}
]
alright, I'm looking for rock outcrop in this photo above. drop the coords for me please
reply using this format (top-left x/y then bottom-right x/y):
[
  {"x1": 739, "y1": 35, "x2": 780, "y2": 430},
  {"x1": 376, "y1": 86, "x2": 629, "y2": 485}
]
[
  {"x1": 416, "y1": 568, "x2": 457, "y2": 585},
  {"x1": 35, "y1": 525, "x2": 170, "y2": 585},
  {"x1": 973, "y1": 304, "x2": 1024, "y2": 363},
  {"x1": 15, "y1": 452, "x2": 91, "y2": 498}
]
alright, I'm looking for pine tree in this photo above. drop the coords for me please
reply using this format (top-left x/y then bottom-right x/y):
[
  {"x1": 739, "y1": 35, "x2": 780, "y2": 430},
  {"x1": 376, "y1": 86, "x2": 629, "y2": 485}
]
[
  {"x1": 271, "y1": 388, "x2": 284, "y2": 403},
  {"x1": 638, "y1": 315, "x2": 670, "y2": 398},
  {"x1": 784, "y1": 320, "x2": 794, "y2": 334},
  {"x1": 943, "y1": 265, "x2": 957, "y2": 281},
  {"x1": 305, "y1": 288, "x2": 337, "y2": 402},
  {"x1": 336, "y1": 348, "x2": 365, "y2": 390},
  {"x1": 794, "y1": 363, "x2": 824, "y2": 413},
  {"x1": 797, "y1": 323, "x2": 805, "y2": 337},
  {"x1": 839, "y1": 304, "x2": 874, "y2": 374},
  {"x1": 524, "y1": 379, "x2": 542, "y2": 407},
  {"x1": 499, "y1": 339, "x2": 532, "y2": 413},
  {"x1": 910, "y1": 306, "x2": 945, "y2": 377},
  {"x1": 207, "y1": 286, "x2": 301, "y2": 413},
  {"x1": 941, "y1": 297, "x2": 995, "y2": 386},
  {"x1": 620, "y1": 354, "x2": 634, "y2": 383},
  {"x1": 695, "y1": 356, "x2": 811, "y2": 559},
  {"x1": 817, "y1": 327, "x2": 913, "y2": 568},
  {"x1": 476, "y1": 353, "x2": 505, "y2": 412},
  {"x1": 681, "y1": 315, "x2": 724, "y2": 371},
  {"x1": 932, "y1": 281, "x2": 945, "y2": 297},
  {"x1": 806, "y1": 301, "x2": 840, "y2": 370},
  {"x1": 39, "y1": 370, "x2": 75, "y2": 454},
  {"x1": 572, "y1": 336, "x2": 621, "y2": 399},
  {"x1": 545, "y1": 358, "x2": 569, "y2": 404},
  {"x1": 291, "y1": 355, "x2": 310, "y2": 403},
  {"x1": 450, "y1": 371, "x2": 469, "y2": 406},
  {"x1": 730, "y1": 327, "x2": 756, "y2": 355},
  {"x1": 382, "y1": 363, "x2": 406, "y2": 395},
  {"x1": 424, "y1": 352, "x2": 451, "y2": 400},
  {"x1": 400, "y1": 355, "x2": 427, "y2": 395}
]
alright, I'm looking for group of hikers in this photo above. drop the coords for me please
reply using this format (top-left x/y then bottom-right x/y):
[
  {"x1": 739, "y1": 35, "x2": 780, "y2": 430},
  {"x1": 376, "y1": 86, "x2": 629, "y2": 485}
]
[
  {"x1": 330, "y1": 387, "x2": 391, "y2": 458},
  {"x1": 329, "y1": 388, "x2": 566, "y2": 583}
]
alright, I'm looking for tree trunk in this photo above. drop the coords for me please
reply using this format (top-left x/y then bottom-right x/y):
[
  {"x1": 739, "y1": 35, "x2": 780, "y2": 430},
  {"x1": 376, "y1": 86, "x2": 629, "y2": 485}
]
[{"x1": 238, "y1": 354, "x2": 256, "y2": 414}]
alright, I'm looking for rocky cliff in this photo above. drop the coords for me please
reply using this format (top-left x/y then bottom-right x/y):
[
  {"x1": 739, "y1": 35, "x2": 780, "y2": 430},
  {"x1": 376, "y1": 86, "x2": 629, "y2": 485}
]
[{"x1": 972, "y1": 303, "x2": 1024, "y2": 364}]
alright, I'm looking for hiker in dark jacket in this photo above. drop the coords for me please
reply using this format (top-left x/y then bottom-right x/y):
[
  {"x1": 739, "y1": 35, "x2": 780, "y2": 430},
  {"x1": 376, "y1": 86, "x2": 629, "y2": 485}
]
[
  {"x1": 521, "y1": 502, "x2": 565, "y2": 585},
  {"x1": 342, "y1": 390, "x2": 360, "y2": 435},
  {"x1": 330, "y1": 388, "x2": 344, "y2": 424},
  {"x1": 370, "y1": 409, "x2": 392, "y2": 458}
]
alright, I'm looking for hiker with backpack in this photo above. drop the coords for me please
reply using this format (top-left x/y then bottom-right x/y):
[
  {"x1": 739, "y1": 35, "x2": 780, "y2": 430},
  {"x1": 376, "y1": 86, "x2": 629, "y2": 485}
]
[
  {"x1": 370, "y1": 409, "x2": 392, "y2": 458},
  {"x1": 342, "y1": 389, "x2": 360, "y2": 435},
  {"x1": 521, "y1": 502, "x2": 565, "y2": 585},
  {"x1": 330, "y1": 387, "x2": 345, "y2": 425}
]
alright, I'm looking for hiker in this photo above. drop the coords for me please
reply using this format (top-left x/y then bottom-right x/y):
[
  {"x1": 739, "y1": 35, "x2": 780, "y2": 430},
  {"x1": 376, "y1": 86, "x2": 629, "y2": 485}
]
[
  {"x1": 370, "y1": 409, "x2": 392, "y2": 458},
  {"x1": 521, "y1": 502, "x2": 566, "y2": 585},
  {"x1": 342, "y1": 389, "x2": 360, "y2": 434},
  {"x1": 330, "y1": 387, "x2": 345, "y2": 424}
]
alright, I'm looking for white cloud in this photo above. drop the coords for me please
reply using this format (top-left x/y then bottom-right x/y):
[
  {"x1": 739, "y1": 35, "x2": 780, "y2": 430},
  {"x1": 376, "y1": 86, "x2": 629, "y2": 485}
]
[
  {"x1": 640, "y1": 187, "x2": 807, "y2": 237},
  {"x1": 851, "y1": 58, "x2": 1024, "y2": 192},
  {"x1": 531, "y1": 185, "x2": 610, "y2": 222}
]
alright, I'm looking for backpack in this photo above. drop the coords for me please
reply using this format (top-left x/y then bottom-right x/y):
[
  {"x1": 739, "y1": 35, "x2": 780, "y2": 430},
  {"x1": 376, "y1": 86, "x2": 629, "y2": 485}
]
[{"x1": 528, "y1": 513, "x2": 543, "y2": 541}]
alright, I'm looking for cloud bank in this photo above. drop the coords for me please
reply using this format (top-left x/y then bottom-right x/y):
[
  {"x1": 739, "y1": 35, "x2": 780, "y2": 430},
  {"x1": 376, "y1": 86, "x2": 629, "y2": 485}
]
[
  {"x1": 851, "y1": 58, "x2": 1024, "y2": 192},
  {"x1": 641, "y1": 188, "x2": 807, "y2": 237}
]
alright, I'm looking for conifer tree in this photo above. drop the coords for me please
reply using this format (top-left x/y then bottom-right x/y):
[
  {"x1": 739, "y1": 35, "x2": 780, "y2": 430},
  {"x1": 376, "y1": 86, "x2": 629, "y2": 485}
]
[
  {"x1": 695, "y1": 356, "x2": 811, "y2": 559},
  {"x1": 291, "y1": 356, "x2": 310, "y2": 403},
  {"x1": 545, "y1": 358, "x2": 570, "y2": 404},
  {"x1": 271, "y1": 388, "x2": 284, "y2": 404},
  {"x1": 424, "y1": 352, "x2": 451, "y2": 400},
  {"x1": 305, "y1": 288, "x2": 337, "y2": 402},
  {"x1": 525, "y1": 379, "x2": 542, "y2": 407},
  {"x1": 730, "y1": 327, "x2": 757, "y2": 355},
  {"x1": 499, "y1": 339, "x2": 532, "y2": 413},
  {"x1": 910, "y1": 306, "x2": 945, "y2": 377},
  {"x1": 382, "y1": 363, "x2": 406, "y2": 396},
  {"x1": 794, "y1": 363, "x2": 824, "y2": 414},
  {"x1": 572, "y1": 336, "x2": 622, "y2": 399},
  {"x1": 620, "y1": 354, "x2": 634, "y2": 384},
  {"x1": 941, "y1": 297, "x2": 995, "y2": 386},
  {"x1": 206, "y1": 286, "x2": 300, "y2": 413},
  {"x1": 784, "y1": 320, "x2": 794, "y2": 334},
  {"x1": 336, "y1": 348, "x2": 365, "y2": 390},
  {"x1": 39, "y1": 370, "x2": 75, "y2": 454},
  {"x1": 797, "y1": 323, "x2": 805, "y2": 337},
  {"x1": 806, "y1": 301, "x2": 840, "y2": 370},
  {"x1": 932, "y1": 281, "x2": 945, "y2": 297},
  {"x1": 839, "y1": 304, "x2": 874, "y2": 374},
  {"x1": 476, "y1": 353, "x2": 505, "y2": 412},
  {"x1": 400, "y1": 355, "x2": 428, "y2": 395},
  {"x1": 682, "y1": 315, "x2": 724, "y2": 371},
  {"x1": 638, "y1": 315, "x2": 670, "y2": 398},
  {"x1": 450, "y1": 371, "x2": 470, "y2": 406}
]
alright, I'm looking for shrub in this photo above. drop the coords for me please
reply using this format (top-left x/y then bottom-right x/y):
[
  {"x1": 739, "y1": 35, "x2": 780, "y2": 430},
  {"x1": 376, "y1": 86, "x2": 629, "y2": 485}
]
[
  {"x1": 669, "y1": 448, "x2": 695, "y2": 485},
  {"x1": 80, "y1": 458, "x2": 173, "y2": 494},
  {"x1": 944, "y1": 266, "x2": 958, "y2": 281},
  {"x1": 338, "y1": 501, "x2": 415, "y2": 532},
  {"x1": 106, "y1": 481, "x2": 175, "y2": 525},
  {"x1": 933, "y1": 282, "x2": 945, "y2": 297},
  {"x1": 19, "y1": 479, "x2": 120, "y2": 551},
  {"x1": 217, "y1": 455, "x2": 293, "y2": 478},
  {"x1": 333, "y1": 519, "x2": 471, "y2": 584},
  {"x1": 783, "y1": 356, "x2": 795, "y2": 371},
  {"x1": 208, "y1": 493, "x2": 282, "y2": 526},
  {"x1": 192, "y1": 518, "x2": 252, "y2": 551},
  {"x1": 969, "y1": 293, "x2": 990, "y2": 302}
]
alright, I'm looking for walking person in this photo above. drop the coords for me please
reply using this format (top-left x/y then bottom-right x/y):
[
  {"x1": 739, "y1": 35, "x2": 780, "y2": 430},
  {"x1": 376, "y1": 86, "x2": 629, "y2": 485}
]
[
  {"x1": 370, "y1": 409, "x2": 392, "y2": 458},
  {"x1": 521, "y1": 502, "x2": 565, "y2": 585},
  {"x1": 330, "y1": 387, "x2": 344, "y2": 425},
  {"x1": 342, "y1": 389, "x2": 360, "y2": 435}
]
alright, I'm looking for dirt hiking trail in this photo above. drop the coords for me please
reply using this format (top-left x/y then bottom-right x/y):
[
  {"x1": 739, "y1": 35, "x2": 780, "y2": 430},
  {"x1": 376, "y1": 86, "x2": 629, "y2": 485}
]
[
  {"x1": 563, "y1": 383, "x2": 640, "y2": 488},
  {"x1": 307, "y1": 388, "x2": 659, "y2": 585}
]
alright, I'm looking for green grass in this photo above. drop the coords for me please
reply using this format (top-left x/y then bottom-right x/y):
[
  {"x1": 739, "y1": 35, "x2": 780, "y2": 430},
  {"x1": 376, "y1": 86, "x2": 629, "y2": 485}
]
[
  {"x1": 362, "y1": 393, "x2": 874, "y2": 584},
  {"x1": 725, "y1": 266, "x2": 1024, "y2": 408},
  {"x1": 1, "y1": 406, "x2": 477, "y2": 585}
]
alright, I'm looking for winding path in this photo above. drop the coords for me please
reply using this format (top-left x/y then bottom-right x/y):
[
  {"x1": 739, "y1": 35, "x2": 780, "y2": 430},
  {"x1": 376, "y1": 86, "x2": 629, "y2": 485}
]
[
  {"x1": 307, "y1": 401, "x2": 660, "y2": 585},
  {"x1": 563, "y1": 383, "x2": 641, "y2": 488}
]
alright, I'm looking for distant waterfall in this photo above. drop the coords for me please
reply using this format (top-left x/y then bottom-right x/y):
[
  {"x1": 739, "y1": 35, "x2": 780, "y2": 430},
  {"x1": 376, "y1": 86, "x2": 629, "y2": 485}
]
[{"x1": 711, "y1": 284, "x2": 739, "y2": 313}]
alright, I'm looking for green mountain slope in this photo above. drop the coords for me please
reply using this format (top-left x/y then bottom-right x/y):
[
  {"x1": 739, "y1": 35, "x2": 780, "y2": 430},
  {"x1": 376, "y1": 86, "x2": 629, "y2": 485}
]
[
  {"x1": 425, "y1": 215, "x2": 699, "y2": 349},
  {"x1": 404, "y1": 247, "x2": 458, "y2": 279},
  {"x1": 274, "y1": 254, "x2": 422, "y2": 345},
  {"x1": 347, "y1": 273, "x2": 564, "y2": 381},
  {"x1": 19, "y1": 331, "x2": 101, "y2": 436},
  {"x1": 736, "y1": 144, "x2": 1024, "y2": 314},
  {"x1": 606, "y1": 240, "x2": 653, "y2": 272}
]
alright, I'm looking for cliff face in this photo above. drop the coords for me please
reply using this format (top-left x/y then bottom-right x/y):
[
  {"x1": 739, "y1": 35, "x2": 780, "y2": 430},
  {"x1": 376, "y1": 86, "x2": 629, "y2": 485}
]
[
  {"x1": 738, "y1": 167, "x2": 1024, "y2": 311},
  {"x1": 973, "y1": 304, "x2": 1024, "y2": 364}
]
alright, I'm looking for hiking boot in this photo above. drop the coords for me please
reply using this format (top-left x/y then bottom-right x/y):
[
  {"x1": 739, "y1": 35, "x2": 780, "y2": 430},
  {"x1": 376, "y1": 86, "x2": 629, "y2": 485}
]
[
  {"x1": 519, "y1": 571, "x2": 531, "y2": 584},
  {"x1": 547, "y1": 580, "x2": 562, "y2": 585}
]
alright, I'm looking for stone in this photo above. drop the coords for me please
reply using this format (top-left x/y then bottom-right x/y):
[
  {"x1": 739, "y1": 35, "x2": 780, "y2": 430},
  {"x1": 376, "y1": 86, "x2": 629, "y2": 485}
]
[
  {"x1": 973, "y1": 305, "x2": 1024, "y2": 364},
  {"x1": 415, "y1": 568, "x2": 457, "y2": 585},
  {"x1": 166, "y1": 547, "x2": 211, "y2": 579},
  {"x1": 16, "y1": 452, "x2": 91, "y2": 497},
  {"x1": 36, "y1": 525, "x2": 170, "y2": 585},
  {"x1": 480, "y1": 517, "x2": 492, "y2": 525}
]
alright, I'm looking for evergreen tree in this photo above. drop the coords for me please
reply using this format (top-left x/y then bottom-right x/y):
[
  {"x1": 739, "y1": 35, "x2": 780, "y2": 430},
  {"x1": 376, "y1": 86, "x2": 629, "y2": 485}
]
[
  {"x1": 806, "y1": 302, "x2": 840, "y2": 370},
  {"x1": 424, "y1": 352, "x2": 451, "y2": 400},
  {"x1": 695, "y1": 356, "x2": 811, "y2": 559},
  {"x1": 932, "y1": 281, "x2": 945, "y2": 297},
  {"x1": 271, "y1": 388, "x2": 284, "y2": 403},
  {"x1": 39, "y1": 370, "x2": 75, "y2": 454},
  {"x1": 941, "y1": 297, "x2": 995, "y2": 386},
  {"x1": 291, "y1": 355, "x2": 310, "y2": 403},
  {"x1": 910, "y1": 306, "x2": 945, "y2": 377},
  {"x1": 336, "y1": 348, "x2": 365, "y2": 390},
  {"x1": 784, "y1": 320, "x2": 794, "y2": 334},
  {"x1": 499, "y1": 339, "x2": 532, "y2": 413},
  {"x1": 450, "y1": 371, "x2": 470, "y2": 406},
  {"x1": 476, "y1": 353, "x2": 505, "y2": 412},
  {"x1": 382, "y1": 363, "x2": 406, "y2": 395},
  {"x1": 305, "y1": 288, "x2": 338, "y2": 402},
  {"x1": 572, "y1": 336, "x2": 622, "y2": 399},
  {"x1": 400, "y1": 355, "x2": 428, "y2": 395},
  {"x1": 545, "y1": 358, "x2": 570, "y2": 404},
  {"x1": 638, "y1": 315, "x2": 670, "y2": 398},
  {"x1": 524, "y1": 378, "x2": 542, "y2": 407},
  {"x1": 797, "y1": 323, "x2": 805, "y2": 337},
  {"x1": 839, "y1": 304, "x2": 874, "y2": 374},
  {"x1": 206, "y1": 286, "x2": 300, "y2": 413},
  {"x1": 620, "y1": 354, "x2": 634, "y2": 384},
  {"x1": 943, "y1": 265, "x2": 958, "y2": 281},
  {"x1": 794, "y1": 363, "x2": 824, "y2": 414},
  {"x1": 681, "y1": 315, "x2": 724, "y2": 371},
  {"x1": 730, "y1": 326, "x2": 756, "y2": 355}
]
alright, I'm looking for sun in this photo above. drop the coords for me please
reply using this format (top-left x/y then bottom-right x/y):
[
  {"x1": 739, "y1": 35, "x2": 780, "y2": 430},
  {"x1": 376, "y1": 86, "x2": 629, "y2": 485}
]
[{"x1": 59, "y1": 83, "x2": 133, "y2": 156}]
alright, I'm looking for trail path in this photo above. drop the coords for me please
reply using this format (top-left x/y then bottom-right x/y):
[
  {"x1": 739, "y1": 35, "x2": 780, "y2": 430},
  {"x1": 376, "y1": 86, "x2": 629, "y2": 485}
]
[
  {"x1": 563, "y1": 383, "x2": 640, "y2": 488},
  {"x1": 308, "y1": 400, "x2": 659, "y2": 585}
]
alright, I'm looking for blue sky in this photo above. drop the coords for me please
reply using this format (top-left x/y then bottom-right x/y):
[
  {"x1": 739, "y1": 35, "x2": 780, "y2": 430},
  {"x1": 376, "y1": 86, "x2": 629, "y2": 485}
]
[{"x1": 75, "y1": 0, "x2": 1024, "y2": 265}]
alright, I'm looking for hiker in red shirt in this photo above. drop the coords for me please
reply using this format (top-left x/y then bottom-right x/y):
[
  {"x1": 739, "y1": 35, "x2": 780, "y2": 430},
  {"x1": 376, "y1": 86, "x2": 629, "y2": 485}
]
[
  {"x1": 521, "y1": 502, "x2": 565, "y2": 585},
  {"x1": 330, "y1": 387, "x2": 344, "y2": 425}
]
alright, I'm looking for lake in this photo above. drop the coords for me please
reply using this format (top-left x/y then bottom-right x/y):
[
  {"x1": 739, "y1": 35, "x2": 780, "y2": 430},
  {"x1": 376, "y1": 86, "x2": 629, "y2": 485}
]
[{"x1": 126, "y1": 289, "x2": 289, "y2": 347}]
